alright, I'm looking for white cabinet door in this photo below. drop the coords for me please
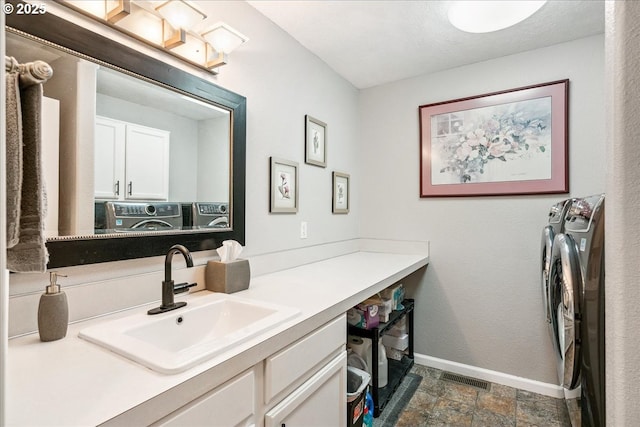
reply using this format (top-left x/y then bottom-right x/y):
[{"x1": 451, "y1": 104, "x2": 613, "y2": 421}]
[
  {"x1": 153, "y1": 368, "x2": 256, "y2": 427},
  {"x1": 94, "y1": 117, "x2": 125, "y2": 200},
  {"x1": 265, "y1": 351, "x2": 347, "y2": 427},
  {"x1": 94, "y1": 117, "x2": 170, "y2": 201},
  {"x1": 124, "y1": 124, "x2": 170, "y2": 200}
]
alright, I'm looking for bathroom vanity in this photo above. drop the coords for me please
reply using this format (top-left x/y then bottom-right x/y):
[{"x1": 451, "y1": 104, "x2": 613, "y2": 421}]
[{"x1": 7, "y1": 249, "x2": 429, "y2": 426}]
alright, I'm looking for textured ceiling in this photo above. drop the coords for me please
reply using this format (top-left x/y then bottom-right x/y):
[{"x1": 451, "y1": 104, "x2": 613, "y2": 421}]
[{"x1": 247, "y1": 0, "x2": 605, "y2": 89}]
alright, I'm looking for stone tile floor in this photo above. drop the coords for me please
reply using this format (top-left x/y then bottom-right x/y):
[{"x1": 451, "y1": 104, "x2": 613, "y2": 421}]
[{"x1": 394, "y1": 365, "x2": 573, "y2": 427}]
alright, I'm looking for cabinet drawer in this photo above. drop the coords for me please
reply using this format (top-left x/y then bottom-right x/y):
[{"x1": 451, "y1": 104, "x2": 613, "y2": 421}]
[
  {"x1": 265, "y1": 314, "x2": 346, "y2": 403},
  {"x1": 154, "y1": 368, "x2": 255, "y2": 427},
  {"x1": 265, "y1": 351, "x2": 347, "y2": 427}
]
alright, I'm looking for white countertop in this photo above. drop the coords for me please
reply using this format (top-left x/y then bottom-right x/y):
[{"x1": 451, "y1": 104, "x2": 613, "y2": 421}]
[{"x1": 7, "y1": 251, "x2": 428, "y2": 426}]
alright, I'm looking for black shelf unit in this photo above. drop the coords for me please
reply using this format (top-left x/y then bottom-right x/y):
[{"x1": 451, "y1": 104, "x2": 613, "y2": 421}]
[{"x1": 348, "y1": 299, "x2": 415, "y2": 417}]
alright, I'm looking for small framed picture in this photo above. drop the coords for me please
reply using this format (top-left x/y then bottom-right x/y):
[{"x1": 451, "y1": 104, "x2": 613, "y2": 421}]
[
  {"x1": 305, "y1": 115, "x2": 327, "y2": 167},
  {"x1": 270, "y1": 157, "x2": 299, "y2": 213},
  {"x1": 332, "y1": 172, "x2": 350, "y2": 214}
]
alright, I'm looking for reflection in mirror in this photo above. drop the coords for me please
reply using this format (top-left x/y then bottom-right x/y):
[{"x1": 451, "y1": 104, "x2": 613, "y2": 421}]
[
  {"x1": 5, "y1": 3, "x2": 246, "y2": 268},
  {"x1": 6, "y1": 31, "x2": 232, "y2": 238}
]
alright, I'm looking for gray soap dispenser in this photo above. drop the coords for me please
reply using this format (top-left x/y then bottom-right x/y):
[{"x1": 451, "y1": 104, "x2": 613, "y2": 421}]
[{"x1": 37, "y1": 272, "x2": 69, "y2": 342}]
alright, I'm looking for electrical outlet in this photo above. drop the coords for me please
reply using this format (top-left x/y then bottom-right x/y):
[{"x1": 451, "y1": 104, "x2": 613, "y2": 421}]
[{"x1": 300, "y1": 221, "x2": 308, "y2": 239}]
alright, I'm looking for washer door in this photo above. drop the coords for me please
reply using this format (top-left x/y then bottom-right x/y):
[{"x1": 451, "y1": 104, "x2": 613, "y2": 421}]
[
  {"x1": 130, "y1": 219, "x2": 175, "y2": 230},
  {"x1": 549, "y1": 233, "x2": 582, "y2": 390},
  {"x1": 541, "y1": 225, "x2": 555, "y2": 324}
]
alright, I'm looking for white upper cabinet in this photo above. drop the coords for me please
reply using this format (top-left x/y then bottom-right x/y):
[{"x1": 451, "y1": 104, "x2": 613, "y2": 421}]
[{"x1": 95, "y1": 116, "x2": 170, "y2": 201}]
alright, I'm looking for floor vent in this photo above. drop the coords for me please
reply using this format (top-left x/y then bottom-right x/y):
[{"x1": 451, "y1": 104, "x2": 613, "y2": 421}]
[{"x1": 441, "y1": 372, "x2": 491, "y2": 391}]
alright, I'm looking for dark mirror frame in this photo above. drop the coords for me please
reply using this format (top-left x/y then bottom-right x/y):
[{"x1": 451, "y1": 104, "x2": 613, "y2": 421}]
[{"x1": 6, "y1": 1, "x2": 246, "y2": 268}]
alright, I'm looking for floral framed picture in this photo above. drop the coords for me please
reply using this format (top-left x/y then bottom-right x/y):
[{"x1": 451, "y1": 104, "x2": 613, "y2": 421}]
[
  {"x1": 270, "y1": 157, "x2": 299, "y2": 213},
  {"x1": 419, "y1": 79, "x2": 569, "y2": 197},
  {"x1": 332, "y1": 172, "x2": 350, "y2": 214},
  {"x1": 305, "y1": 115, "x2": 327, "y2": 167}
]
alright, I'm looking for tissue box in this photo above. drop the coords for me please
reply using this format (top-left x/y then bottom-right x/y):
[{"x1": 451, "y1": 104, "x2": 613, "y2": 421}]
[
  {"x1": 348, "y1": 304, "x2": 379, "y2": 330},
  {"x1": 354, "y1": 302, "x2": 380, "y2": 329},
  {"x1": 205, "y1": 259, "x2": 251, "y2": 294},
  {"x1": 361, "y1": 296, "x2": 393, "y2": 323}
]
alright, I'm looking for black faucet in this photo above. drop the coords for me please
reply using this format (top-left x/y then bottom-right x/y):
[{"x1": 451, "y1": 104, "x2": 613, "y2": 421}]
[{"x1": 148, "y1": 244, "x2": 194, "y2": 315}]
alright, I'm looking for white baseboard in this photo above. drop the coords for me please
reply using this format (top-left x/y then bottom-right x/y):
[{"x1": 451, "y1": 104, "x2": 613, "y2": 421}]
[{"x1": 414, "y1": 353, "x2": 565, "y2": 398}]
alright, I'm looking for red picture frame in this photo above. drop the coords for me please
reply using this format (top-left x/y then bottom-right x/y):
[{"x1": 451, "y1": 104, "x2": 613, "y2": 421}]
[{"x1": 419, "y1": 80, "x2": 569, "y2": 197}]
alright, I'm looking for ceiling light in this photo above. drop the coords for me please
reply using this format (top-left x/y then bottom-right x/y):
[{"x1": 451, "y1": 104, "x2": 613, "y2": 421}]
[{"x1": 448, "y1": 1, "x2": 547, "y2": 33}]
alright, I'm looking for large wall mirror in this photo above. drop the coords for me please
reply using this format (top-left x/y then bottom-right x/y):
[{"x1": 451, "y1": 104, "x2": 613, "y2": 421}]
[{"x1": 6, "y1": 3, "x2": 246, "y2": 268}]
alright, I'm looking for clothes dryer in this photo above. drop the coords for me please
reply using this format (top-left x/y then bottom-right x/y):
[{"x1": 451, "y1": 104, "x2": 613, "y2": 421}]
[
  {"x1": 191, "y1": 202, "x2": 229, "y2": 229},
  {"x1": 548, "y1": 195, "x2": 605, "y2": 426},
  {"x1": 541, "y1": 199, "x2": 573, "y2": 351}
]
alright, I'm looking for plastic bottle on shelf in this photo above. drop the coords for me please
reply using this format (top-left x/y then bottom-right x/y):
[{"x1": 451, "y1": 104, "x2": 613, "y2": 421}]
[
  {"x1": 363, "y1": 406, "x2": 373, "y2": 427},
  {"x1": 378, "y1": 340, "x2": 388, "y2": 388},
  {"x1": 363, "y1": 392, "x2": 374, "y2": 427}
]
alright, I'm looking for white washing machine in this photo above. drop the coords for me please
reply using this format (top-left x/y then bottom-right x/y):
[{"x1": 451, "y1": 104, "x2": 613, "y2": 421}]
[
  {"x1": 548, "y1": 195, "x2": 605, "y2": 426},
  {"x1": 541, "y1": 199, "x2": 573, "y2": 352}
]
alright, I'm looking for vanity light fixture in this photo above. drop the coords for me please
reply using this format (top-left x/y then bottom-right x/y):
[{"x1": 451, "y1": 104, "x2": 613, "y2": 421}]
[
  {"x1": 62, "y1": 0, "x2": 247, "y2": 74},
  {"x1": 202, "y1": 22, "x2": 249, "y2": 69},
  {"x1": 155, "y1": 0, "x2": 206, "y2": 49},
  {"x1": 448, "y1": 0, "x2": 547, "y2": 33},
  {"x1": 105, "y1": 0, "x2": 131, "y2": 24}
]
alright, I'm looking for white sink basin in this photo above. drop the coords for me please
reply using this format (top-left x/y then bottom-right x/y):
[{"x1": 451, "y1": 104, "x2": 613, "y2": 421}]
[{"x1": 79, "y1": 293, "x2": 300, "y2": 374}]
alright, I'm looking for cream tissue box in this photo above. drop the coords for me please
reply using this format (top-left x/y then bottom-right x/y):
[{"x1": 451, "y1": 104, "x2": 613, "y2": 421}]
[{"x1": 205, "y1": 259, "x2": 251, "y2": 294}]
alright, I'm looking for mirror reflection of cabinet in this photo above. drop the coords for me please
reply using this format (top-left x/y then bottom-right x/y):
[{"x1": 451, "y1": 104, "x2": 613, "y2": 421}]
[{"x1": 95, "y1": 116, "x2": 170, "y2": 201}]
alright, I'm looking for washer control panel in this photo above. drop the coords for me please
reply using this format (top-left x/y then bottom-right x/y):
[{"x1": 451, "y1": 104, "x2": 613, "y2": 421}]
[
  {"x1": 196, "y1": 202, "x2": 228, "y2": 216},
  {"x1": 112, "y1": 202, "x2": 181, "y2": 218}
]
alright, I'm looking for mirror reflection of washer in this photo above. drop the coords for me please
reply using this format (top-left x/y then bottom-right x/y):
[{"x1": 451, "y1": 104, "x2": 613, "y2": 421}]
[
  {"x1": 541, "y1": 198, "x2": 573, "y2": 352},
  {"x1": 104, "y1": 201, "x2": 183, "y2": 231},
  {"x1": 191, "y1": 202, "x2": 229, "y2": 229},
  {"x1": 548, "y1": 194, "x2": 605, "y2": 427}
]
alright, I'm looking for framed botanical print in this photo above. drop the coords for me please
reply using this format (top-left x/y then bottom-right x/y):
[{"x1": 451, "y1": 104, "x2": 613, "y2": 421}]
[
  {"x1": 419, "y1": 79, "x2": 569, "y2": 197},
  {"x1": 305, "y1": 115, "x2": 327, "y2": 167},
  {"x1": 332, "y1": 171, "x2": 350, "y2": 214},
  {"x1": 270, "y1": 157, "x2": 299, "y2": 213}
]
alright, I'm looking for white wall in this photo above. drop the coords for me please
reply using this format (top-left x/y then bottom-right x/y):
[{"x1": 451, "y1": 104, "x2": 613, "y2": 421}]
[
  {"x1": 359, "y1": 35, "x2": 605, "y2": 384},
  {"x1": 197, "y1": 117, "x2": 230, "y2": 202}
]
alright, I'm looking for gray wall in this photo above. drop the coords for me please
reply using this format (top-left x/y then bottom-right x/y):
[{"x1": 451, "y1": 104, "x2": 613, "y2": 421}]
[
  {"x1": 358, "y1": 35, "x2": 605, "y2": 384},
  {"x1": 209, "y1": 1, "x2": 361, "y2": 254}
]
